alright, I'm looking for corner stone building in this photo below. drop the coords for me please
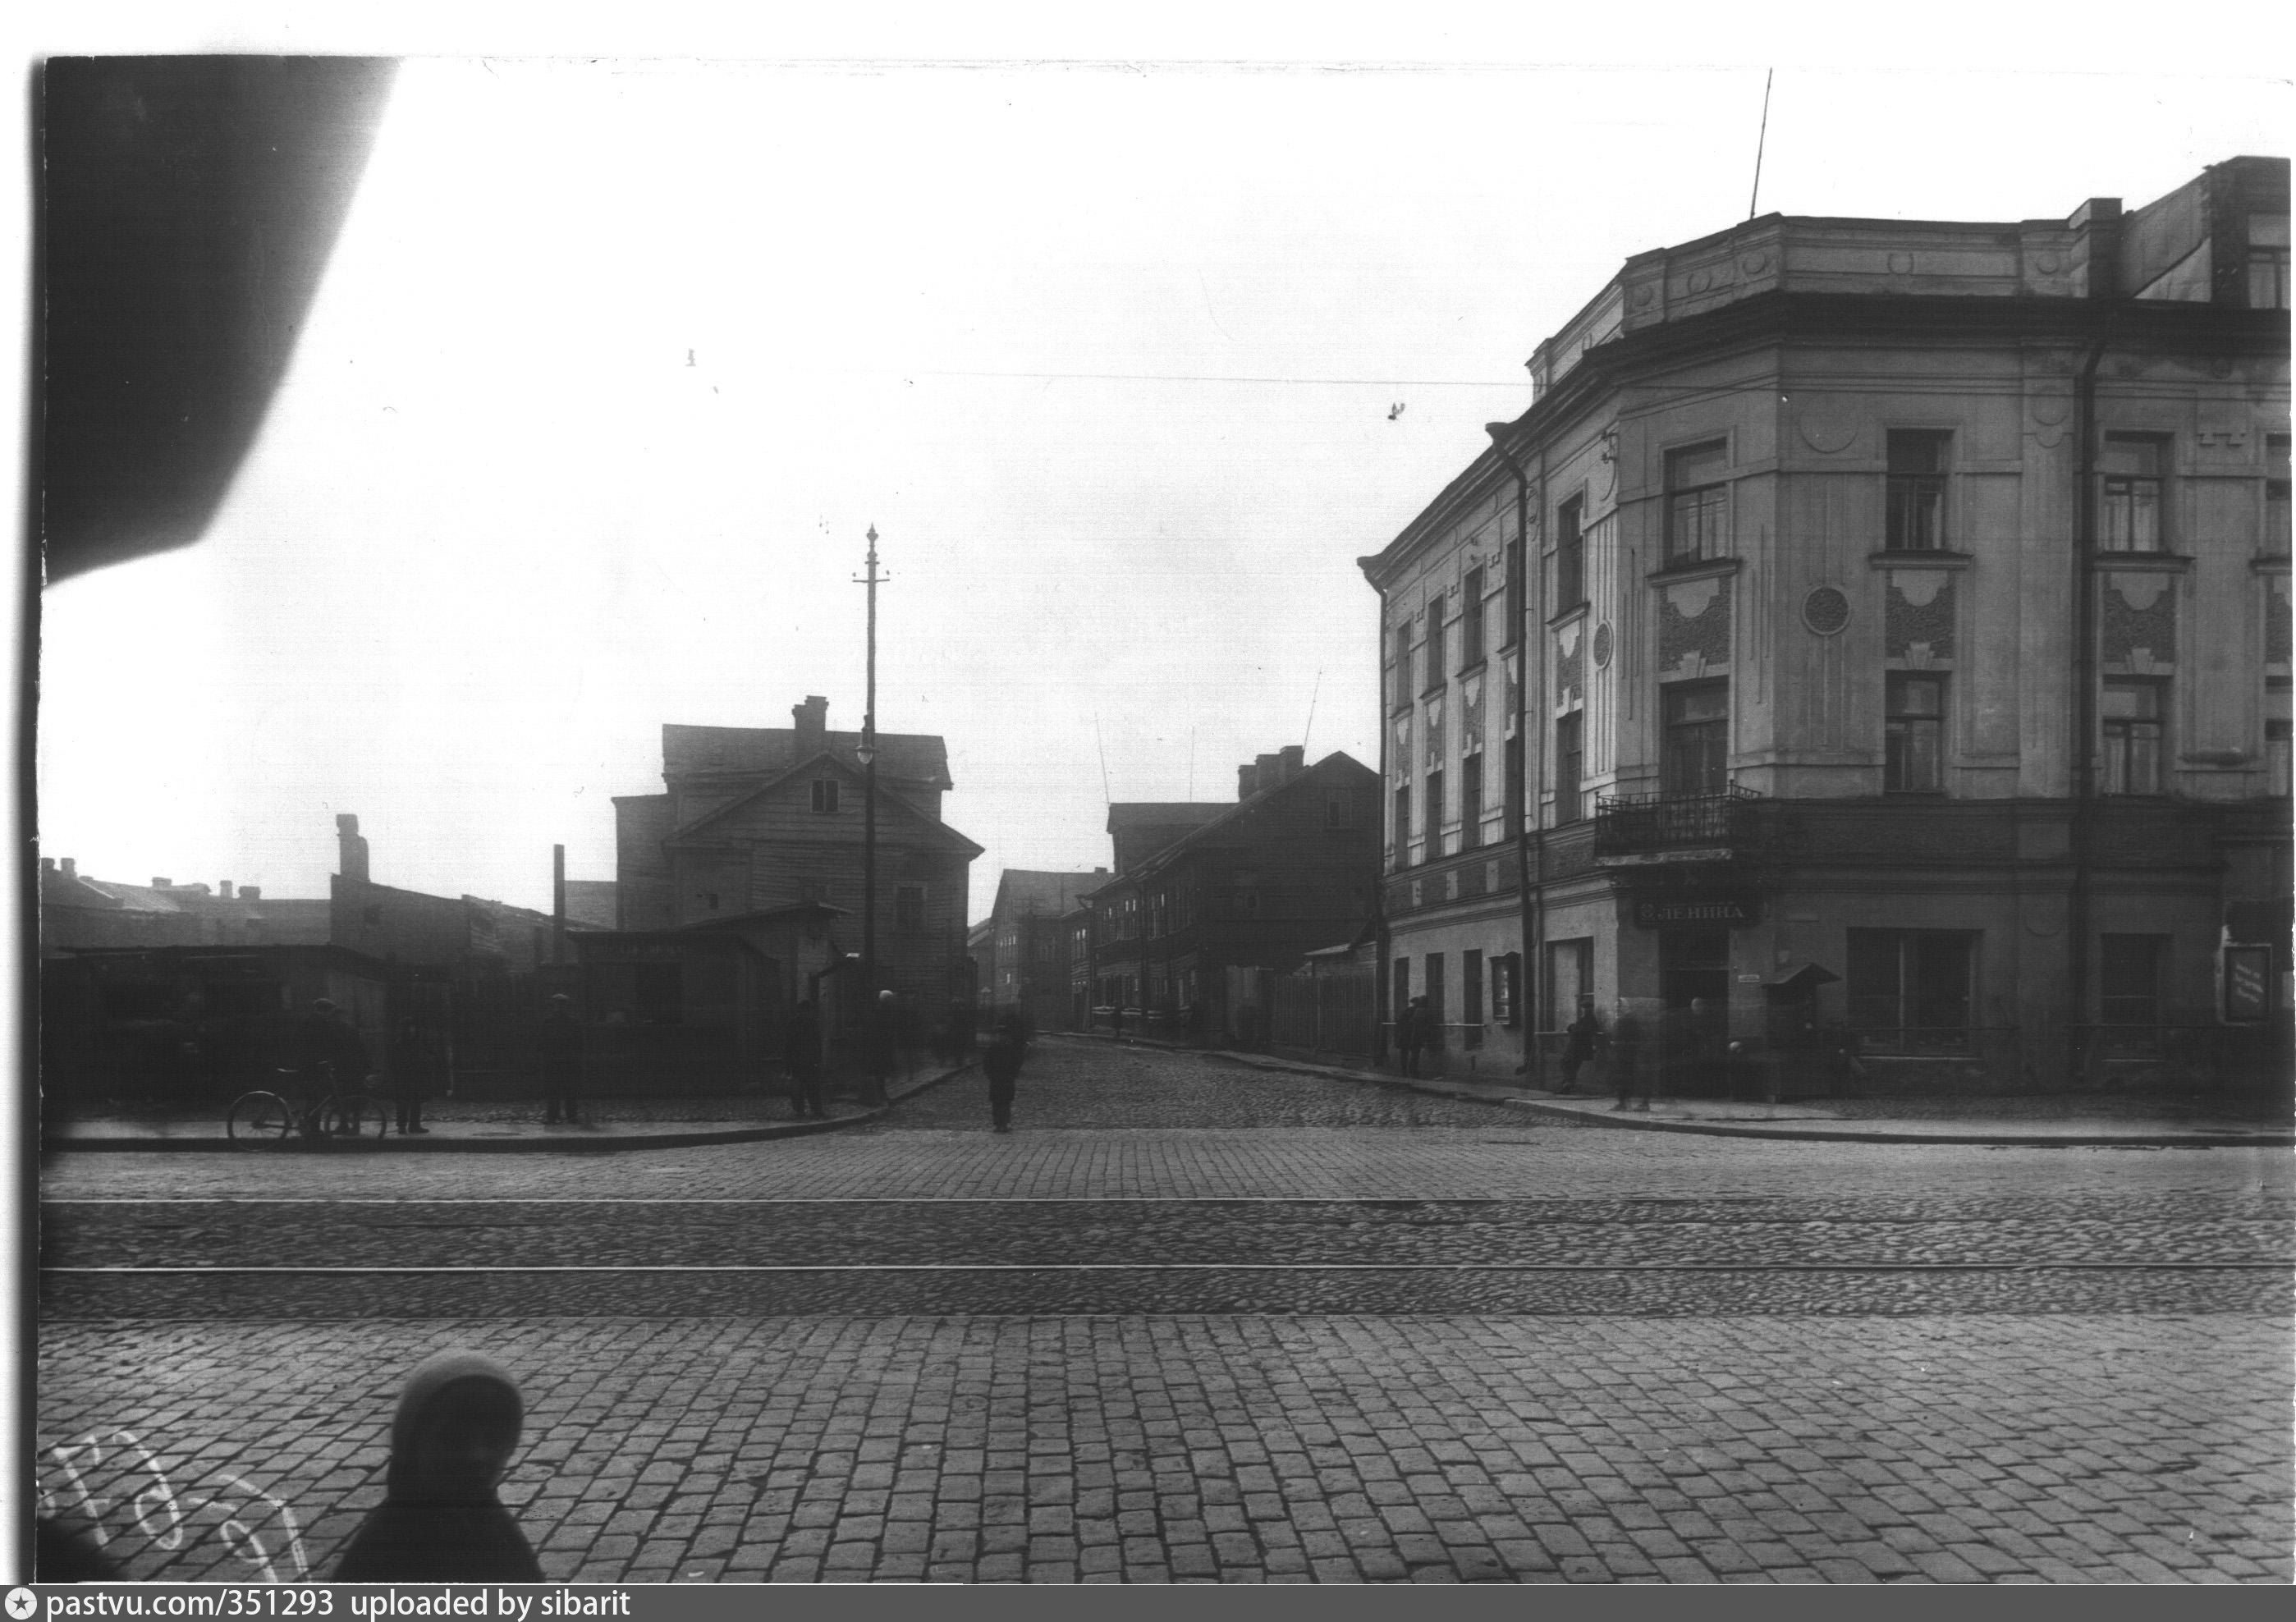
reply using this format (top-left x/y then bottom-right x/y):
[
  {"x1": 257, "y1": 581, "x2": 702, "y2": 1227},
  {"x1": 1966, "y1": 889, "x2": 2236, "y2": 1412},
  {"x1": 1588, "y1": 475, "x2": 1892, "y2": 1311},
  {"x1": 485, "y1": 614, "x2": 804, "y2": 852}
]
[
  {"x1": 614, "y1": 698, "x2": 983, "y2": 1007},
  {"x1": 1363, "y1": 157, "x2": 2290, "y2": 1089}
]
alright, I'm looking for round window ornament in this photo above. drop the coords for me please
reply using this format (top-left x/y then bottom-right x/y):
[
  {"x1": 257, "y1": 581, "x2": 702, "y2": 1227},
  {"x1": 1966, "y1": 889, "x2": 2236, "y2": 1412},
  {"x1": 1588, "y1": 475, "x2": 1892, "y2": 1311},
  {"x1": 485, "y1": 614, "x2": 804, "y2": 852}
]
[
  {"x1": 1591, "y1": 621, "x2": 1614, "y2": 669},
  {"x1": 1802, "y1": 586, "x2": 1850, "y2": 636}
]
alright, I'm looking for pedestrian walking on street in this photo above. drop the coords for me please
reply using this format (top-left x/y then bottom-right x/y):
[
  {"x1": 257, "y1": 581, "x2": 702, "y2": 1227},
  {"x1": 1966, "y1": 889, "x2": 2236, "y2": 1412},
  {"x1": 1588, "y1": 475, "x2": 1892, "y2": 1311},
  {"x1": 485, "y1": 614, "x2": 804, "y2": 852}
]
[
  {"x1": 335, "y1": 1350, "x2": 543, "y2": 1583},
  {"x1": 1396, "y1": 996, "x2": 1422, "y2": 1076},
  {"x1": 786, "y1": 998, "x2": 826, "y2": 1119},
  {"x1": 1400, "y1": 995, "x2": 1440, "y2": 1077},
  {"x1": 983, "y1": 1006, "x2": 1025, "y2": 1132},
  {"x1": 536, "y1": 994, "x2": 584, "y2": 1126},
  {"x1": 386, "y1": 1015, "x2": 433, "y2": 1134},
  {"x1": 1610, "y1": 1001, "x2": 1649, "y2": 1111},
  {"x1": 290, "y1": 997, "x2": 372, "y2": 1135},
  {"x1": 1556, "y1": 998, "x2": 1601, "y2": 1095},
  {"x1": 1108, "y1": 1002, "x2": 1125, "y2": 1045}
]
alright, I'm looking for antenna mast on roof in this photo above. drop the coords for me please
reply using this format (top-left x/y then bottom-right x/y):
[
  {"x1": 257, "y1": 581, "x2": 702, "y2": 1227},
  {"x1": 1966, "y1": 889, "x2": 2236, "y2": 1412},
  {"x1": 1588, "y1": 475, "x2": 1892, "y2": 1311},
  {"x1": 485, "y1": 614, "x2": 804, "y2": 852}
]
[
  {"x1": 1303, "y1": 669, "x2": 1323, "y2": 754},
  {"x1": 1748, "y1": 67, "x2": 1774, "y2": 221},
  {"x1": 1094, "y1": 714, "x2": 1113, "y2": 809}
]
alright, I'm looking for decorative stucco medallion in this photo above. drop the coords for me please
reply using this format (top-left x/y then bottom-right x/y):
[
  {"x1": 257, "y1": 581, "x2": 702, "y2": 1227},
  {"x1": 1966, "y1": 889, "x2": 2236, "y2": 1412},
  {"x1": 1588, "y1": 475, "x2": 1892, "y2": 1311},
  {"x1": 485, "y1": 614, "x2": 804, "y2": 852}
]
[
  {"x1": 1591, "y1": 621, "x2": 1613, "y2": 668},
  {"x1": 1802, "y1": 585, "x2": 1851, "y2": 636},
  {"x1": 1797, "y1": 413, "x2": 1856, "y2": 455}
]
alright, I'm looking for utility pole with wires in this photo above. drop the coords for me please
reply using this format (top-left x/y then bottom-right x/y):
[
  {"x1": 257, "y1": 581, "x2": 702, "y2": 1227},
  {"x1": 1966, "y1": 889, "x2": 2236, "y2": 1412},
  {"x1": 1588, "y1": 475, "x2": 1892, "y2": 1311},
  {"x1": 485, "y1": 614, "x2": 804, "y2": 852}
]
[{"x1": 853, "y1": 524, "x2": 888, "y2": 1106}]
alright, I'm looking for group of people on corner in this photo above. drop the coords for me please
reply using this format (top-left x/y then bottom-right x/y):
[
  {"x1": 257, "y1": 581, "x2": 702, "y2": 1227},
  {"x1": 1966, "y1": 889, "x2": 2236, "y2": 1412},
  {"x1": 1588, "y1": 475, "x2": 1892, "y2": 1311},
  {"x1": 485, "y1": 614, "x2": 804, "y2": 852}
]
[{"x1": 1553, "y1": 997, "x2": 1865, "y2": 1109}]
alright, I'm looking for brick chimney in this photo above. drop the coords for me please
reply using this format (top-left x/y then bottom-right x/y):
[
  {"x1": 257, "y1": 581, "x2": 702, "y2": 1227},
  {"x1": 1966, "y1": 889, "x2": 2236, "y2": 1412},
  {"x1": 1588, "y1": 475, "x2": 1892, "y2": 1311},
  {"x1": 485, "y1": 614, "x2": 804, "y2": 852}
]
[
  {"x1": 1279, "y1": 745, "x2": 1305, "y2": 783},
  {"x1": 219, "y1": 880, "x2": 235, "y2": 900},
  {"x1": 1237, "y1": 763, "x2": 1258, "y2": 800},
  {"x1": 241, "y1": 887, "x2": 261, "y2": 901},
  {"x1": 337, "y1": 813, "x2": 370, "y2": 883},
  {"x1": 61, "y1": 858, "x2": 75, "y2": 877},
  {"x1": 792, "y1": 695, "x2": 829, "y2": 756},
  {"x1": 151, "y1": 877, "x2": 172, "y2": 889}
]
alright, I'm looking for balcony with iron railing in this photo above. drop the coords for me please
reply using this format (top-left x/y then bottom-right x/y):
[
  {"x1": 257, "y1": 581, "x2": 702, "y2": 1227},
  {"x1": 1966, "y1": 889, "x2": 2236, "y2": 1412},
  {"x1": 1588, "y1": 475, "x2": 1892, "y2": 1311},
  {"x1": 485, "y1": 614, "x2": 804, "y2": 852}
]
[{"x1": 1592, "y1": 784, "x2": 1765, "y2": 864}]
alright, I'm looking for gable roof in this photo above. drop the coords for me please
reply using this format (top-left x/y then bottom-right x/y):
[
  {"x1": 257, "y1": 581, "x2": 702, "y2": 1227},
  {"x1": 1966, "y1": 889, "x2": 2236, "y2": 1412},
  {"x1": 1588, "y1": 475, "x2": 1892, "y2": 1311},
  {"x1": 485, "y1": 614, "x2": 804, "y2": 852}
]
[
  {"x1": 992, "y1": 868, "x2": 1106, "y2": 921},
  {"x1": 1129, "y1": 751, "x2": 1377, "y2": 883},
  {"x1": 663, "y1": 723, "x2": 951, "y2": 791},
  {"x1": 1105, "y1": 802, "x2": 1228, "y2": 835},
  {"x1": 671, "y1": 749, "x2": 986, "y2": 859}
]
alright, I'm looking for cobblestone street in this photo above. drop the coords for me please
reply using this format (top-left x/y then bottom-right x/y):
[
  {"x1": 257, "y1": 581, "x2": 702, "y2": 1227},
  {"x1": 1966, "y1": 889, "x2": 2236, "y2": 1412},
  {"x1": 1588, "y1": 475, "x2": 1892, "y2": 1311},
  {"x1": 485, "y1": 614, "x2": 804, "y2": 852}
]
[{"x1": 37, "y1": 1038, "x2": 2294, "y2": 1583}]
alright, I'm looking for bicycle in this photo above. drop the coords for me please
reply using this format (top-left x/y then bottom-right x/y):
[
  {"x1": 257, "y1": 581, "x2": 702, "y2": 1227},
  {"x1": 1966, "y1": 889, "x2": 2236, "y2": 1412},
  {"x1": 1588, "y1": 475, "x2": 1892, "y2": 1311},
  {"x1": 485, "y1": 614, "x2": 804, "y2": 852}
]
[{"x1": 226, "y1": 1067, "x2": 392, "y2": 1148}]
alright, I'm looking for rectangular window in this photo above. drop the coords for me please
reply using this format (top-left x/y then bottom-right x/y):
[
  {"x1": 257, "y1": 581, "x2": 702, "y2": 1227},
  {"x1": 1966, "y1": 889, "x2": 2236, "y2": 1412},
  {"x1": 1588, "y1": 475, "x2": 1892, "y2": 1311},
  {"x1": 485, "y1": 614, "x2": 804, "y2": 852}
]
[
  {"x1": 1846, "y1": 929, "x2": 1976, "y2": 1051},
  {"x1": 1555, "y1": 496, "x2": 1587, "y2": 609},
  {"x1": 1391, "y1": 957, "x2": 1410, "y2": 1031},
  {"x1": 1503, "y1": 734, "x2": 1524, "y2": 839},
  {"x1": 2101, "y1": 679, "x2": 2165, "y2": 795},
  {"x1": 1459, "y1": 753, "x2": 1483, "y2": 850},
  {"x1": 1665, "y1": 442, "x2": 1729, "y2": 564},
  {"x1": 2268, "y1": 436, "x2": 2291, "y2": 552},
  {"x1": 2249, "y1": 214, "x2": 2290, "y2": 310},
  {"x1": 1424, "y1": 953, "x2": 1446, "y2": 1032},
  {"x1": 2100, "y1": 934, "x2": 2167, "y2": 1028},
  {"x1": 1424, "y1": 769, "x2": 1445, "y2": 845},
  {"x1": 1491, "y1": 953, "x2": 1518, "y2": 1027},
  {"x1": 1885, "y1": 673, "x2": 1946, "y2": 793},
  {"x1": 1392, "y1": 624, "x2": 1413, "y2": 709},
  {"x1": 1425, "y1": 613, "x2": 1446, "y2": 692},
  {"x1": 1555, "y1": 711, "x2": 1583, "y2": 825},
  {"x1": 2101, "y1": 435, "x2": 2167, "y2": 552},
  {"x1": 810, "y1": 779, "x2": 840, "y2": 813},
  {"x1": 1661, "y1": 680, "x2": 1730, "y2": 797},
  {"x1": 1393, "y1": 785, "x2": 1411, "y2": 860},
  {"x1": 1461, "y1": 567, "x2": 1486, "y2": 667},
  {"x1": 1462, "y1": 948, "x2": 1484, "y2": 1047},
  {"x1": 1505, "y1": 531, "x2": 1525, "y2": 648},
  {"x1": 1886, "y1": 430, "x2": 1950, "y2": 551},
  {"x1": 2269, "y1": 720, "x2": 2291, "y2": 799}
]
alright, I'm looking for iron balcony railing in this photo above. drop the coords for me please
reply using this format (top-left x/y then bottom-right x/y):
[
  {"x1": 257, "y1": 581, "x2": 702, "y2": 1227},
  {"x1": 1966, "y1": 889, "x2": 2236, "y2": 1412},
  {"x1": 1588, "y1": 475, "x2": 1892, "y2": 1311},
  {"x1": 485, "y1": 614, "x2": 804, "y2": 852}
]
[{"x1": 1592, "y1": 784, "x2": 1764, "y2": 859}]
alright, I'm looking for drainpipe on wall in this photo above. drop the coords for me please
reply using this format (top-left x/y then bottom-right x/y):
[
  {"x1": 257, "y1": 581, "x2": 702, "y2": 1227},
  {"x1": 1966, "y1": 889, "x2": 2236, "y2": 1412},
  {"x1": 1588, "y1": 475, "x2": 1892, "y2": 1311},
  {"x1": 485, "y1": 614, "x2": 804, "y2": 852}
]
[
  {"x1": 2067, "y1": 328, "x2": 2111, "y2": 1087},
  {"x1": 1487, "y1": 428, "x2": 1543, "y2": 1078},
  {"x1": 1372, "y1": 595, "x2": 1392, "y2": 1067}
]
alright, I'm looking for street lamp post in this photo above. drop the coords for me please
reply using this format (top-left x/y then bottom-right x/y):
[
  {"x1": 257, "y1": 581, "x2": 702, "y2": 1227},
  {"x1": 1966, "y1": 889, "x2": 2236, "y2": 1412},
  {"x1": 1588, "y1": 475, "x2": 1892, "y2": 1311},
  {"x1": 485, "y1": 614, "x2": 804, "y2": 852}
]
[{"x1": 855, "y1": 525, "x2": 885, "y2": 1105}]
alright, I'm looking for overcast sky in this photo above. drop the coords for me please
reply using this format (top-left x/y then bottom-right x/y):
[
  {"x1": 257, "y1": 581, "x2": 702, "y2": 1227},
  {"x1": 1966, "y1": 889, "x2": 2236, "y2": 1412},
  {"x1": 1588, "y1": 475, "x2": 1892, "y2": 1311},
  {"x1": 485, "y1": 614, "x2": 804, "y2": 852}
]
[{"x1": 29, "y1": 16, "x2": 2290, "y2": 923}]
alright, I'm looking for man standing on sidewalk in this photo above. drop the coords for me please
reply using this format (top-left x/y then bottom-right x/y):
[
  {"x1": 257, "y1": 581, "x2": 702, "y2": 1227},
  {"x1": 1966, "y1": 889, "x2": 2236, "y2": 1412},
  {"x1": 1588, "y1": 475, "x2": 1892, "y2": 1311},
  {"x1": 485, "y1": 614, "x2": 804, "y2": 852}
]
[
  {"x1": 1610, "y1": 1001, "x2": 1649, "y2": 1111},
  {"x1": 786, "y1": 998, "x2": 826, "y2": 1119},
  {"x1": 1556, "y1": 998, "x2": 1602, "y2": 1096},
  {"x1": 983, "y1": 1006, "x2": 1025, "y2": 1133},
  {"x1": 537, "y1": 994, "x2": 584, "y2": 1127}
]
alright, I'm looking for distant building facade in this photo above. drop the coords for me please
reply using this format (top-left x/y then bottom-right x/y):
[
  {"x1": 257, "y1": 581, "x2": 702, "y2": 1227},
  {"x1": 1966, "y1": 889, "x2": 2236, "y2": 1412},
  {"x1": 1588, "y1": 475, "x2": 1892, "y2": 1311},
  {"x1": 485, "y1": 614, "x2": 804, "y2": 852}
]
[
  {"x1": 1086, "y1": 746, "x2": 1382, "y2": 1046},
  {"x1": 1362, "y1": 157, "x2": 2291, "y2": 1088},
  {"x1": 982, "y1": 868, "x2": 1107, "y2": 1030},
  {"x1": 613, "y1": 696, "x2": 983, "y2": 1009},
  {"x1": 39, "y1": 857, "x2": 330, "y2": 953}
]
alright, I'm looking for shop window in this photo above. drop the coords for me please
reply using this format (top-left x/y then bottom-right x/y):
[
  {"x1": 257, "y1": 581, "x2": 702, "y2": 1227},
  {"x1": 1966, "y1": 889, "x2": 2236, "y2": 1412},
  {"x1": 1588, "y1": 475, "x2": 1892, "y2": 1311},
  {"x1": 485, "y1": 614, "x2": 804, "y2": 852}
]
[
  {"x1": 1886, "y1": 430, "x2": 1951, "y2": 551},
  {"x1": 2101, "y1": 679, "x2": 2166, "y2": 795},
  {"x1": 2101, "y1": 435, "x2": 2168, "y2": 552},
  {"x1": 1490, "y1": 953, "x2": 1518, "y2": 1027},
  {"x1": 2100, "y1": 934, "x2": 2167, "y2": 1028},
  {"x1": 1665, "y1": 442, "x2": 1729, "y2": 564},
  {"x1": 1886, "y1": 673, "x2": 1946, "y2": 793},
  {"x1": 1846, "y1": 929, "x2": 1975, "y2": 1050},
  {"x1": 1547, "y1": 937, "x2": 1594, "y2": 1031}
]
